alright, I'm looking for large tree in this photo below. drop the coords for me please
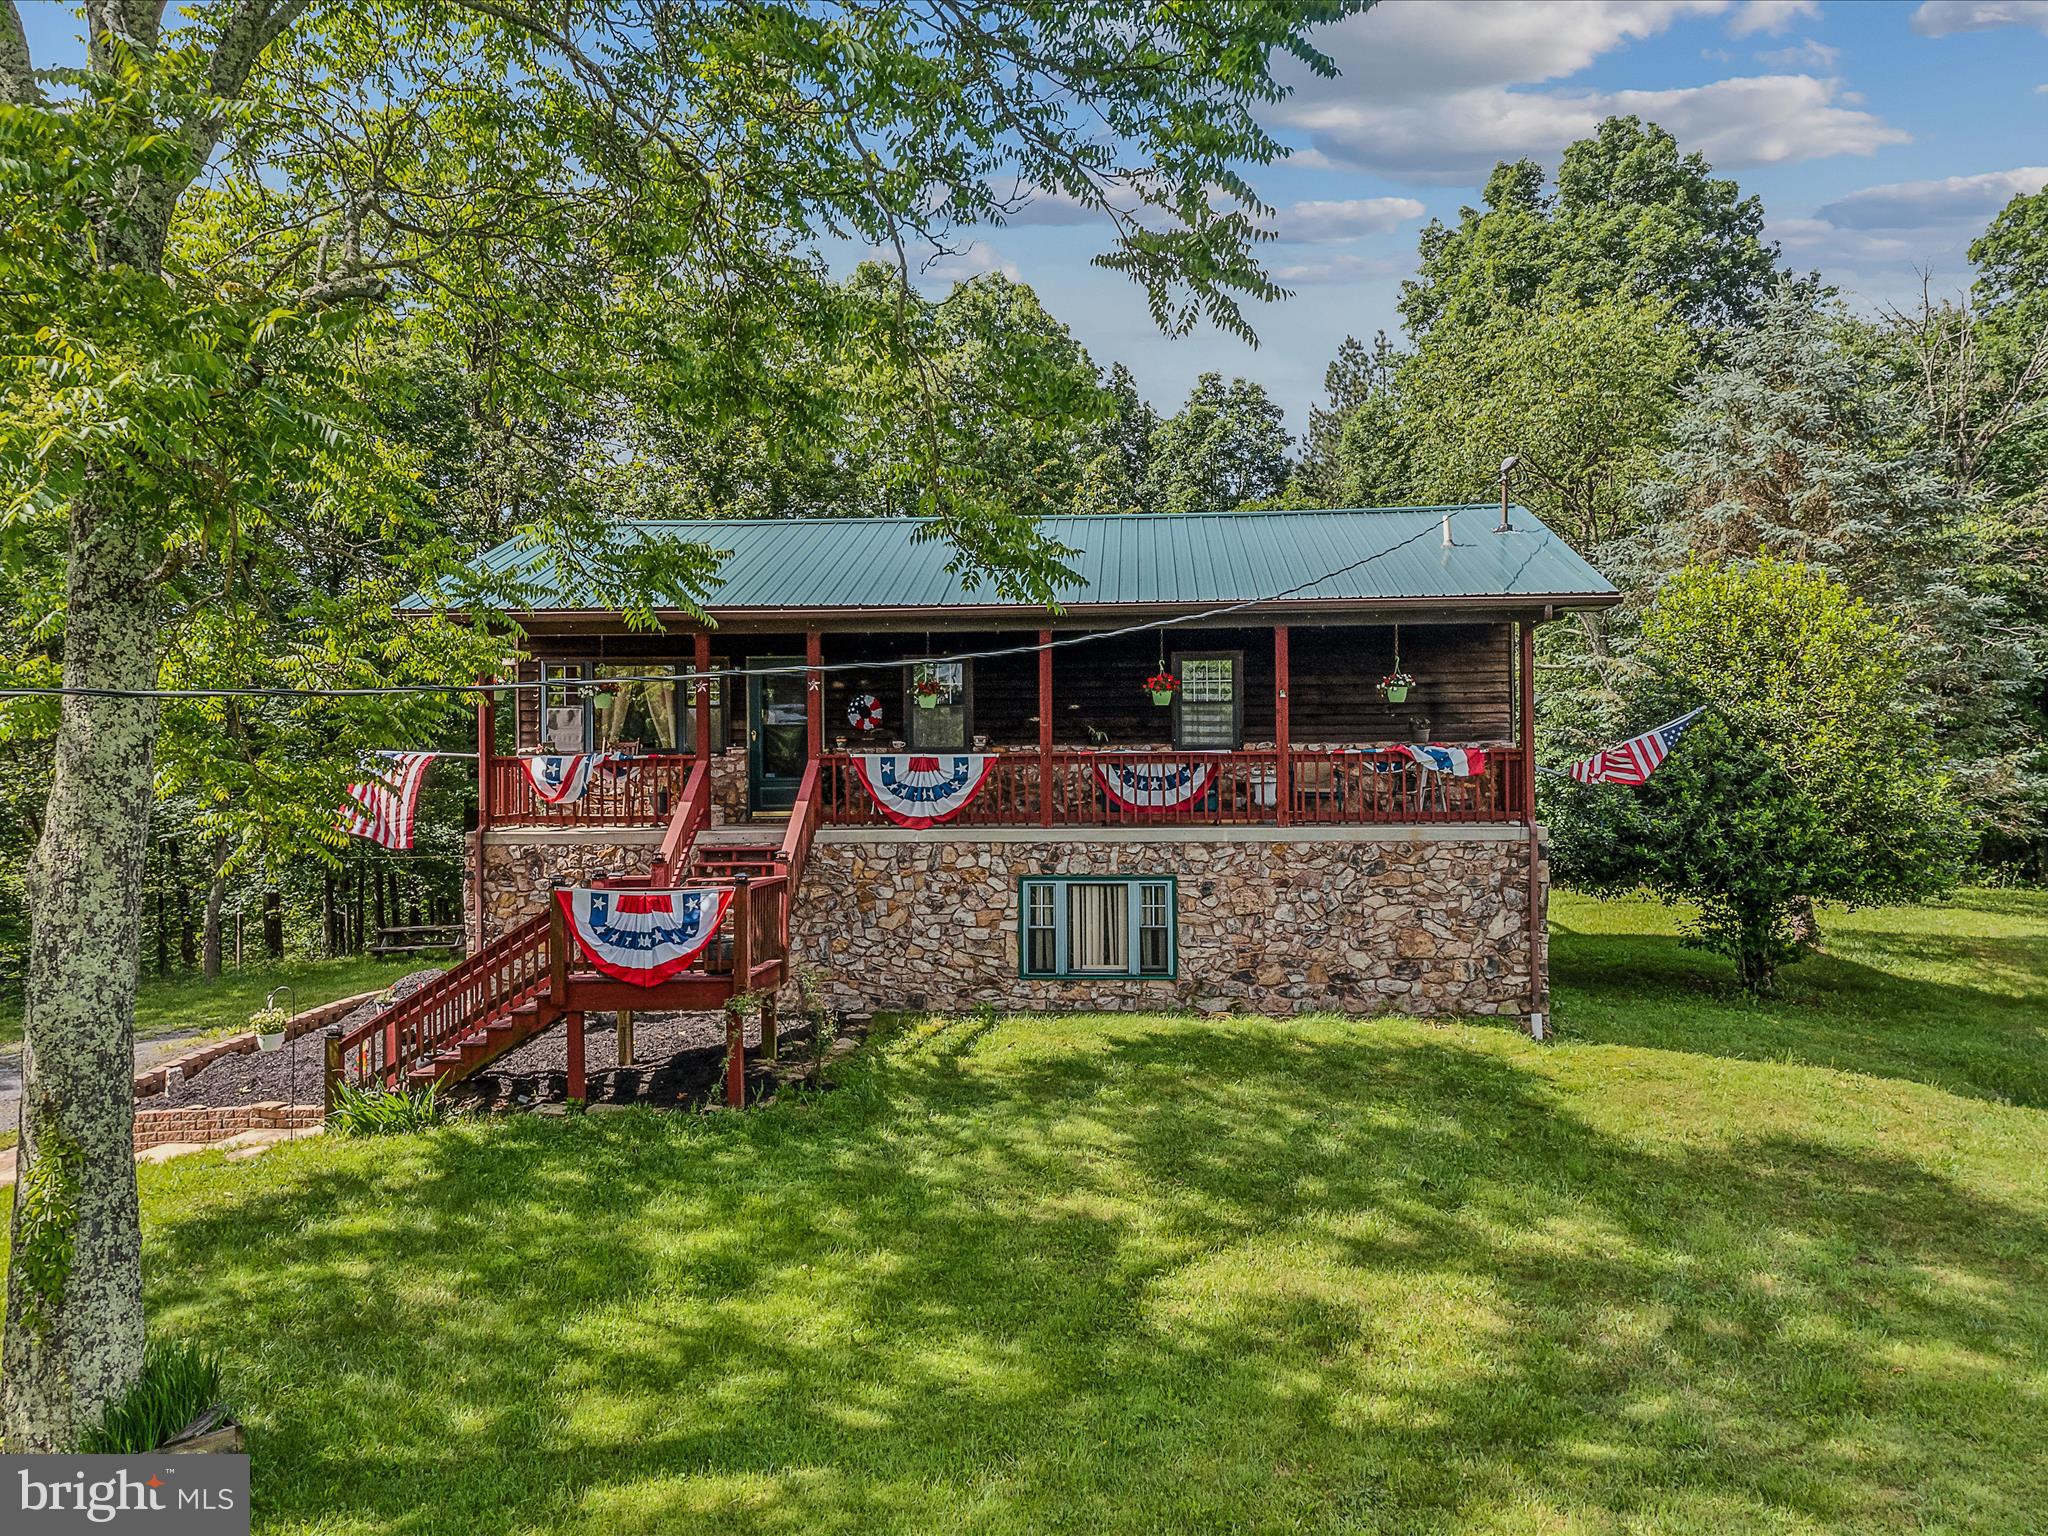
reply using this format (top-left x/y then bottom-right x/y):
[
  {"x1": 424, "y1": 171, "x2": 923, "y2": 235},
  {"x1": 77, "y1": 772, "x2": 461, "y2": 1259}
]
[
  {"x1": 1140, "y1": 372, "x2": 1294, "y2": 513},
  {"x1": 1399, "y1": 117, "x2": 1781, "y2": 342},
  {"x1": 1551, "y1": 560, "x2": 1971, "y2": 993},
  {"x1": 0, "y1": 0, "x2": 1358, "y2": 1449}
]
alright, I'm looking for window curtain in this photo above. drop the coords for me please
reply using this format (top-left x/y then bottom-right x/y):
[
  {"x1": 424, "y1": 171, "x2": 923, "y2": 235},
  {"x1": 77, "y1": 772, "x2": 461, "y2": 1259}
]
[{"x1": 1067, "y1": 884, "x2": 1128, "y2": 971}]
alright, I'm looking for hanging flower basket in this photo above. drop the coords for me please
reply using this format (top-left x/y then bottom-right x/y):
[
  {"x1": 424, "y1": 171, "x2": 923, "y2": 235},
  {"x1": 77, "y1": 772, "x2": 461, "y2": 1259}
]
[
  {"x1": 1145, "y1": 671, "x2": 1181, "y2": 707},
  {"x1": 1379, "y1": 671, "x2": 1416, "y2": 704},
  {"x1": 249, "y1": 1005, "x2": 290, "y2": 1052},
  {"x1": 913, "y1": 677, "x2": 946, "y2": 710}
]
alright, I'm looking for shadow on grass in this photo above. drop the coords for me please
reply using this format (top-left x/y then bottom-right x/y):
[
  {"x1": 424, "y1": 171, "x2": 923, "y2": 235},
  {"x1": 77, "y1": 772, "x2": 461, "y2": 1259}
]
[
  {"x1": 1551, "y1": 914, "x2": 2048, "y2": 1108},
  {"x1": 141, "y1": 1015, "x2": 2048, "y2": 1535}
]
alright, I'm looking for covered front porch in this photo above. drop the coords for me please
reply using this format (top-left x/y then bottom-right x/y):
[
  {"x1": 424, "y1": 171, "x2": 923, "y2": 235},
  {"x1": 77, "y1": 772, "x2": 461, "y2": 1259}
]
[{"x1": 475, "y1": 618, "x2": 1538, "y2": 832}]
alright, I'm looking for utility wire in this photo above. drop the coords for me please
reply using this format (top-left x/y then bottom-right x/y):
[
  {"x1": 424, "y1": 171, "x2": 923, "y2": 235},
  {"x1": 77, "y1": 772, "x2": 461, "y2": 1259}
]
[{"x1": 0, "y1": 510, "x2": 1531, "y2": 703}]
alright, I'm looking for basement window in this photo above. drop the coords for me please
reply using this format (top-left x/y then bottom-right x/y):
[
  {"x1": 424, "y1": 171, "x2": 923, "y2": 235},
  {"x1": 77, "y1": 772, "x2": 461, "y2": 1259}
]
[{"x1": 1019, "y1": 877, "x2": 1176, "y2": 980}]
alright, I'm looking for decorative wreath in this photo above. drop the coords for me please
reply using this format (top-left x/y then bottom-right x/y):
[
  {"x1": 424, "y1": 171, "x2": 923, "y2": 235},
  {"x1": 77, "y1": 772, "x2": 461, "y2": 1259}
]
[{"x1": 847, "y1": 692, "x2": 884, "y2": 731}]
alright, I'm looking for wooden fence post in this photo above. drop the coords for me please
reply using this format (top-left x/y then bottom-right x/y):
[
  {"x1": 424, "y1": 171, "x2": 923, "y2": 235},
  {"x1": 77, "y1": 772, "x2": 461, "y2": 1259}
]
[
  {"x1": 728, "y1": 875, "x2": 753, "y2": 1108},
  {"x1": 617, "y1": 1008, "x2": 634, "y2": 1068},
  {"x1": 323, "y1": 1028, "x2": 342, "y2": 1116},
  {"x1": 565, "y1": 1011, "x2": 586, "y2": 1106}
]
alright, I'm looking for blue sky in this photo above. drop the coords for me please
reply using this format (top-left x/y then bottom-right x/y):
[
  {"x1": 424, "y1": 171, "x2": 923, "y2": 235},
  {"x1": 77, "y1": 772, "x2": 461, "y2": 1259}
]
[
  {"x1": 17, "y1": 0, "x2": 2048, "y2": 435},
  {"x1": 979, "y1": 0, "x2": 2048, "y2": 430}
]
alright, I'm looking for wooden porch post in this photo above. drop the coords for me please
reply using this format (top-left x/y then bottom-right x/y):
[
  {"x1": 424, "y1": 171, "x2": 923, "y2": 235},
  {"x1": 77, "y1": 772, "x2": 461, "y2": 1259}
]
[
  {"x1": 564, "y1": 1011, "x2": 586, "y2": 1106},
  {"x1": 616, "y1": 1008, "x2": 634, "y2": 1068},
  {"x1": 693, "y1": 631, "x2": 713, "y2": 761},
  {"x1": 1038, "y1": 628, "x2": 1054, "y2": 828},
  {"x1": 1519, "y1": 619, "x2": 1544, "y2": 1027},
  {"x1": 1273, "y1": 626, "x2": 1292, "y2": 827},
  {"x1": 728, "y1": 874, "x2": 752, "y2": 1108},
  {"x1": 806, "y1": 629, "x2": 823, "y2": 760}
]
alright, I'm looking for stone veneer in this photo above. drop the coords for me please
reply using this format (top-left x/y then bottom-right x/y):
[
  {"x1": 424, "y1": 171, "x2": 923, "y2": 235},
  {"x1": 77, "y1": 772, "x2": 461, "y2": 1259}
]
[
  {"x1": 475, "y1": 823, "x2": 1546, "y2": 1019},
  {"x1": 470, "y1": 827, "x2": 666, "y2": 951}
]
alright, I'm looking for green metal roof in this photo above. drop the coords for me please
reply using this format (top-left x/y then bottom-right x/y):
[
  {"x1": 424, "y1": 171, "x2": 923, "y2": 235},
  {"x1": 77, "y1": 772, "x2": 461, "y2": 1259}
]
[{"x1": 438, "y1": 505, "x2": 1617, "y2": 616}]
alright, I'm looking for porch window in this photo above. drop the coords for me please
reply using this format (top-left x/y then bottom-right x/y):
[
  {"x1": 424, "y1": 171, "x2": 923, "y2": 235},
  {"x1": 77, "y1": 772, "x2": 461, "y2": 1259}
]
[
  {"x1": 1019, "y1": 877, "x2": 1176, "y2": 979},
  {"x1": 595, "y1": 665, "x2": 683, "y2": 751},
  {"x1": 540, "y1": 661, "x2": 594, "y2": 753},
  {"x1": 1173, "y1": 652, "x2": 1241, "y2": 750},
  {"x1": 905, "y1": 660, "x2": 971, "y2": 752},
  {"x1": 683, "y1": 660, "x2": 729, "y2": 752}
]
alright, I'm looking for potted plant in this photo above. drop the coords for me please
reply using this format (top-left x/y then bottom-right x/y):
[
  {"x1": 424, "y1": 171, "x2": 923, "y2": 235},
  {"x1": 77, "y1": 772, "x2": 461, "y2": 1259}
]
[
  {"x1": 913, "y1": 676, "x2": 946, "y2": 709},
  {"x1": 1145, "y1": 670, "x2": 1181, "y2": 707},
  {"x1": 1379, "y1": 671, "x2": 1415, "y2": 704},
  {"x1": 250, "y1": 1004, "x2": 290, "y2": 1052}
]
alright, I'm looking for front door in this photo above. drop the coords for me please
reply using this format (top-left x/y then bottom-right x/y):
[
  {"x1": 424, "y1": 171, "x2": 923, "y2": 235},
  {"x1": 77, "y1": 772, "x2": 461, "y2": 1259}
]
[{"x1": 748, "y1": 656, "x2": 808, "y2": 813}]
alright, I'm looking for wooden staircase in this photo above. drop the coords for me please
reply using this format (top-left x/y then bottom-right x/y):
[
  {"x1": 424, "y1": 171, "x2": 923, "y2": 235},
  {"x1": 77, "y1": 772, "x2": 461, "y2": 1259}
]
[{"x1": 330, "y1": 758, "x2": 824, "y2": 1108}]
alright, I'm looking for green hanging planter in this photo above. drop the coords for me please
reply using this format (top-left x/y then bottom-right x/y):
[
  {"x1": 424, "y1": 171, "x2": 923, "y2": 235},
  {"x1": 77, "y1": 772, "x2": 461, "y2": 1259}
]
[
  {"x1": 915, "y1": 692, "x2": 942, "y2": 710},
  {"x1": 1149, "y1": 688, "x2": 1176, "y2": 706}
]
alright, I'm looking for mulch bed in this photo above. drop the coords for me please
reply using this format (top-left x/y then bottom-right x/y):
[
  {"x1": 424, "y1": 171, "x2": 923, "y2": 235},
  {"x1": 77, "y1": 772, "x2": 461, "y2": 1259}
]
[
  {"x1": 136, "y1": 970, "x2": 444, "y2": 1111},
  {"x1": 136, "y1": 962, "x2": 860, "y2": 1115}
]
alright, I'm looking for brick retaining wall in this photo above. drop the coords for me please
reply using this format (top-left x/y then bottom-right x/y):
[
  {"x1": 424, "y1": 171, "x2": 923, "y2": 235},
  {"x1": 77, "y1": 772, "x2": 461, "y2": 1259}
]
[{"x1": 133, "y1": 1101, "x2": 324, "y2": 1150}]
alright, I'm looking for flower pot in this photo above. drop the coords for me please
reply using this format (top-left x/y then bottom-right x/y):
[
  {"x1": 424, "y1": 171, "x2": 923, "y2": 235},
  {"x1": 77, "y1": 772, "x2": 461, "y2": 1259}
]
[
  {"x1": 915, "y1": 694, "x2": 941, "y2": 710},
  {"x1": 256, "y1": 1030, "x2": 286, "y2": 1052},
  {"x1": 1383, "y1": 684, "x2": 1410, "y2": 703},
  {"x1": 1149, "y1": 689, "x2": 1176, "y2": 706}
]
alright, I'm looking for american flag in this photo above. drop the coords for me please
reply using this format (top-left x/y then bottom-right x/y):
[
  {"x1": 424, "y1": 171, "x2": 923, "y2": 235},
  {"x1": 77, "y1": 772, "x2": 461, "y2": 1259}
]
[
  {"x1": 337, "y1": 751, "x2": 438, "y2": 849},
  {"x1": 1567, "y1": 709, "x2": 1704, "y2": 787}
]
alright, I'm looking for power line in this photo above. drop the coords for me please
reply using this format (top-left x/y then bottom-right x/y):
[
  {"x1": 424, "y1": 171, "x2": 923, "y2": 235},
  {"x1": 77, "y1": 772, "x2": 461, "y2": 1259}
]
[{"x1": 0, "y1": 511, "x2": 1513, "y2": 704}]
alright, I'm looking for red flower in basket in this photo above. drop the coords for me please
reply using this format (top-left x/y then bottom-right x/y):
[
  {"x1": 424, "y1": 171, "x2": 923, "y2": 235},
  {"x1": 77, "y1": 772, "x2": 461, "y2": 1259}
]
[{"x1": 1145, "y1": 671, "x2": 1181, "y2": 706}]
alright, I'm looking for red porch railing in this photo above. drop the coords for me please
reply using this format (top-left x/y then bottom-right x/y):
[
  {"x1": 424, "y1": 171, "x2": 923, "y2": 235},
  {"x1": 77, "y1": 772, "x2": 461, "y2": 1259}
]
[
  {"x1": 486, "y1": 753, "x2": 695, "y2": 827},
  {"x1": 818, "y1": 747, "x2": 1524, "y2": 829}
]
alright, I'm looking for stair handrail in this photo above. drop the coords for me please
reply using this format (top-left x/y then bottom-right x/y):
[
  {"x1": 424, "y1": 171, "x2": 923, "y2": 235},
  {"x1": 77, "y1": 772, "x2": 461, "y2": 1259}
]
[
  {"x1": 335, "y1": 910, "x2": 552, "y2": 1088},
  {"x1": 648, "y1": 758, "x2": 713, "y2": 885},
  {"x1": 773, "y1": 758, "x2": 822, "y2": 951}
]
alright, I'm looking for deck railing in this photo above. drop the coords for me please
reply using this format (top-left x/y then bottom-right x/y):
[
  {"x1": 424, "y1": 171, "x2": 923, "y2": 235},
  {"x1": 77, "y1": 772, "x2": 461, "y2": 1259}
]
[
  {"x1": 486, "y1": 752, "x2": 695, "y2": 827},
  {"x1": 819, "y1": 747, "x2": 1525, "y2": 829}
]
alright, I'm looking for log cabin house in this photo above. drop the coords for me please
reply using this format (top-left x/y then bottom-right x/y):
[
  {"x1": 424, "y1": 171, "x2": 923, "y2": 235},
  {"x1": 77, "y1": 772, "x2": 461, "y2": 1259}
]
[{"x1": 343, "y1": 505, "x2": 1616, "y2": 1105}]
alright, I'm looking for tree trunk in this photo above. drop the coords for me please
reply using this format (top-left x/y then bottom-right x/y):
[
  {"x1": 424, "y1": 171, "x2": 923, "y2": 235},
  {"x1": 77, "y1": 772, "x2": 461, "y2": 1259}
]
[
  {"x1": 263, "y1": 888, "x2": 283, "y2": 961},
  {"x1": 3, "y1": 471, "x2": 162, "y2": 1450},
  {"x1": 201, "y1": 832, "x2": 230, "y2": 982}
]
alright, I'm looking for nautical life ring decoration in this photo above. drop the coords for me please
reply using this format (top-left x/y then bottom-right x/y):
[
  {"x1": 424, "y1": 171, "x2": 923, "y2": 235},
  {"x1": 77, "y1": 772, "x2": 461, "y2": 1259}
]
[
  {"x1": 852, "y1": 753, "x2": 996, "y2": 828},
  {"x1": 555, "y1": 886, "x2": 733, "y2": 986},
  {"x1": 1094, "y1": 758, "x2": 1217, "y2": 813},
  {"x1": 847, "y1": 693, "x2": 884, "y2": 732}
]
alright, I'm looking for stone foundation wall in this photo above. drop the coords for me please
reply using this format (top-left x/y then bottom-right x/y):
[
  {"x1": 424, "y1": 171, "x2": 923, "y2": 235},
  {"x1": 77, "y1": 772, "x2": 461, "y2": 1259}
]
[
  {"x1": 472, "y1": 828, "x2": 664, "y2": 946},
  {"x1": 472, "y1": 825, "x2": 1547, "y2": 1019},
  {"x1": 787, "y1": 829, "x2": 1545, "y2": 1019}
]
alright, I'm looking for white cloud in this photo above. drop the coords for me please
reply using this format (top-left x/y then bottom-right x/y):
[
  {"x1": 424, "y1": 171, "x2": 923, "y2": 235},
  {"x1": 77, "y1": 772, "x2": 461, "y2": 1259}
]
[
  {"x1": 1911, "y1": 1, "x2": 2048, "y2": 36},
  {"x1": 1271, "y1": 197, "x2": 1426, "y2": 243},
  {"x1": 1815, "y1": 166, "x2": 2048, "y2": 228},
  {"x1": 1756, "y1": 37, "x2": 1840, "y2": 68},
  {"x1": 1268, "y1": 252, "x2": 1408, "y2": 286},
  {"x1": 1728, "y1": 0, "x2": 1826, "y2": 35},
  {"x1": 1279, "y1": 73, "x2": 1906, "y2": 183},
  {"x1": 1729, "y1": 0, "x2": 1819, "y2": 36}
]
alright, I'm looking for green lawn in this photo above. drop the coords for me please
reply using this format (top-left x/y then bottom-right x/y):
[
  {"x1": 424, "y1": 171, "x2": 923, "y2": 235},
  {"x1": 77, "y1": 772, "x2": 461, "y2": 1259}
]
[
  {"x1": 9, "y1": 892, "x2": 2048, "y2": 1533},
  {"x1": 0, "y1": 954, "x2": 435, "y2": 1048}
]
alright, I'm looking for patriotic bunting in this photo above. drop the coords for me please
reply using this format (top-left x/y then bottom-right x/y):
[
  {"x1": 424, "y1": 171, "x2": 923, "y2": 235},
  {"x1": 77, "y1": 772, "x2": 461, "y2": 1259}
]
[
  {"x1": 556, "y1": 886, "x2": 733, "y2": 986},
  {"x1": 337, "y1": 751, "x2": 437, "y2": 850},
  {"x1": 1566, "y1": 708, "x2": 1705, "y2": 786},
  {"x1": 853, "y1": 753, "x2": 996, "y2": 828},
  {"x1": 520, "y1": 753, "x2": 617, "y2": 806},
  {"x1": 1095, "y1": 758, "x2": 1217, "y2": 813},
  {"x1": 1400, "y1": 744, "x2": 1489, "y2": 777}
]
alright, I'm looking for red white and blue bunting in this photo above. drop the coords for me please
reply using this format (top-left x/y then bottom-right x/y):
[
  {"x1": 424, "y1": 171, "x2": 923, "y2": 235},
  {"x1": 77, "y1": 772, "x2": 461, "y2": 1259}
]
[
  {"x1": 853, "y1": 753, "x2": 996, "y2": 828},
  {"x1": 520, "y1": 753, "x2": 618, "y2": 805},
  {"x1": 1400, "y1": 744, "x2": 1489, "y2": 777},
  {"x1": 555, "y1": 885, "x2": 733, "y2": 986},
  {"x1": 337, "y1": 751, "x2": 437, "y2": 850},
  {"x1": 1094, "y1": 758, "x2": 1217, "y2": 812}
]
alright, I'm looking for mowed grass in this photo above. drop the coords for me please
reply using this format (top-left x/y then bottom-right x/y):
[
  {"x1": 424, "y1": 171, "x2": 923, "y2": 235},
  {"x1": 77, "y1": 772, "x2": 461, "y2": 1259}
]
[
  {"x1": 0, "y1": 954, "x2": 435, "y2": 1047},
  {"x1": 5, "y1": 893, "x2": 2046, "y2": 1533}
]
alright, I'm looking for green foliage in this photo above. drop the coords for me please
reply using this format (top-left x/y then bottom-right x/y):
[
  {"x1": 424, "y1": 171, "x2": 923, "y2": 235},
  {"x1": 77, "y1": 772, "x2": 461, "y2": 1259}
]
[
  {"x1": 326, "y1": 1079, "x2": 446, "y2": 1137},
  {"x1": 79, "y1": 1340, "x2": 224, "y2": 1454},
  {"x1": 1400, "y1": 117, "x2": 1780, "y2": 341},
  {"x1": 1139, "y1": 372, "x2": 1293, "y2": 512},
  {"x1": 1552, "y1": 560, "x2": 1972, "y2": 992},
  {"x1": 12, "y1": 1123, "x2": 83, "y2": 1338}
]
